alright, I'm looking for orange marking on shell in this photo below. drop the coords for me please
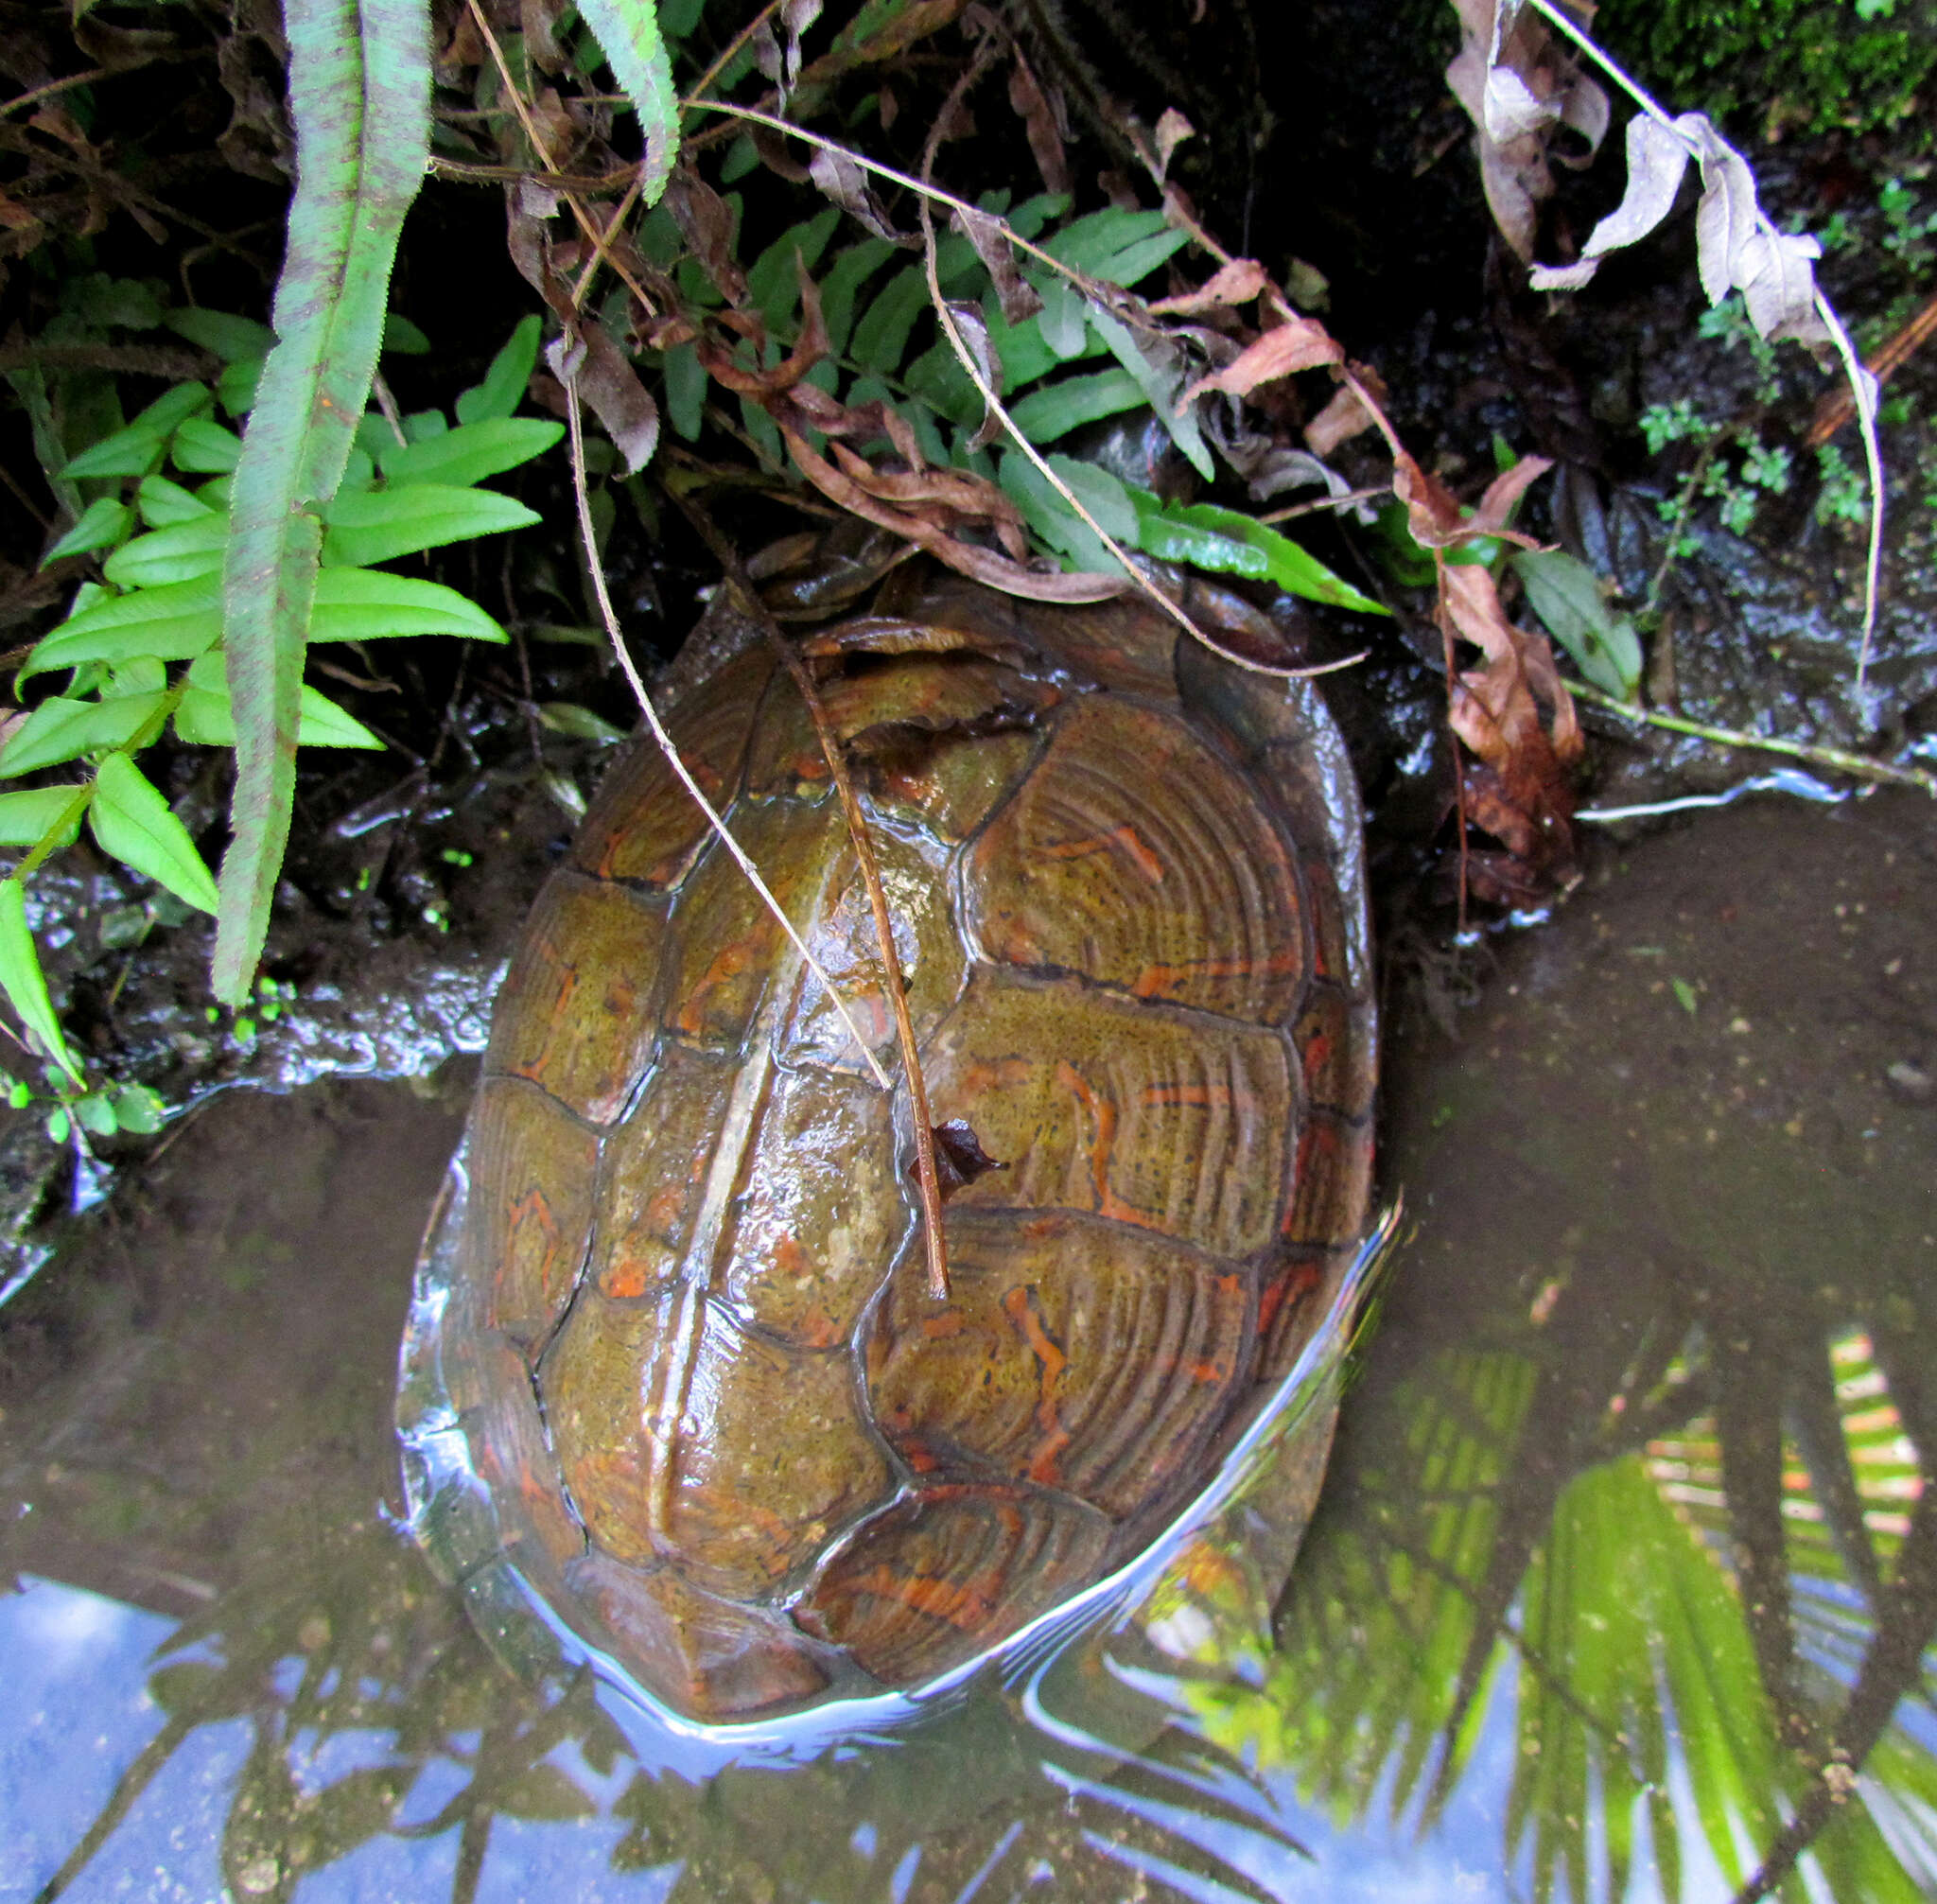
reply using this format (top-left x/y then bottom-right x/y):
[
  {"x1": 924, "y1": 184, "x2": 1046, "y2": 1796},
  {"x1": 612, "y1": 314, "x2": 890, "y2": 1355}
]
[
  {"x1": 1001, "y1": 1284, "x2": 1072, "y2": 1484},
  {"x1": 1140, "y1": 1082, "x2": 1235, "y2": 1109},
  {"x1": 846, "y1": 1562, "x2": 994, "y2": 1632},
  {"x1": 1038, "y1": 823, "x2": 1165, "y2": 885},
  {"x1": 1130, "y1": 949, "x2": 1304, "y2": 1001},
  {"x1": 647, "y1": 1185, "x2": 685, "y2": 1231},
  {"x1": 797, "y1": 1304, "x2": 844, "y2": 1351},
  {"x1": 1258, "y1": 1259, "x2": 1323, "y2": 1336},
  {"x1": 1055, "y1": 1058, "x2": 1156, "y2": 1231},
  {"x1": 600, "y1": 1253, "x2": 653, "y2": 1300},
  {"x1": 1186, "y1": 1356, "x2": 1232, "y2": 1385},
  {"x1": 921, "y1": 1312, "x2": 966, "y2": 1339},
  {"x1": 674, "y1": 941, "x2": 758, "y2": 1035}
]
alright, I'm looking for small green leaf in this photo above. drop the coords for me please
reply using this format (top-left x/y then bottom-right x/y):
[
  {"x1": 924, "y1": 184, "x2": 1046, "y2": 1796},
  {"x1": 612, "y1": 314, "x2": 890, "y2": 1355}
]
[
  {"x1": 746, "y1": 206, "x2": 841, "y2": 333},
  {"x1": 1131, "y1": 489, "x2": 1390, "y2": 614},
  {"x1": 165, "y1": 309, "x2": 277, "y2": 362},
  {"x1": 377, "y1": 417, "x2": 564, "y2": 488},
  {"x1": 171, "y1": 417, "x2": 244, "y2": 474},
  {"x1": 75, "y1": 1091, "x2": 118, "y2": 1137},
  {"x1": 1671, "y1": 977, "x2": 1699, "y2": 1016},
  {"x1": 44, "y1": 1107, "x2": 69, "y2": 1144},
  {"x1": 137, "y1": 475, "x2": 219, "y2": 529},
  {"x1": 0, "y1": 787, "x2": 86, "y2": 848},
  {"x1": 851, "y1": 267, "x2": 932, "y2": 375},
  {"x1": 455, "y1": 314, "x2": 543, "y2": 425},
  {"x1": 177, "y1": 657, "x2": 381, "y2": 750},
  {"x1": 1034, "y1": 276, "x2": 1089, "y2": 359},
  {"x1": 662, "y1": 341, "x2": 706, "y2": 443},
  {"x1": 0, "y1": 694, "x2": 166, "y2": 777},
  {"x1": 7, "y1": 1079, "x2": 28, "y2": 1109},
  {"x1": 217, "y1": 355, "x2": 265, "y2": 416},
  {"x1": 999, "y1": 452, "x2": 1120, "y2": 575},
  {"x1": 1007, "y1": 368, "x2": 1145, "y2": 443},
  {"x1": 320, "y1": 484, "x2": 540, "y2": 568},
  {"x1": 89, "y1": 752, "x2": 220, "y2": 914},
  {"x1": 0, "y1": 882, "x2": 79, "y2": 1082},
  {"x1": 819, "y1": 238, "x2": 899, "y2": 356},
  {"x1": 102, "y1": 515, "x2": 229, "y2": 589},
  {"x1": 1087, "y1": 307, "x2": 1212, "y2": 481},
  {"x1": 111, "y1": 1083, "x2": 166, "y2": 1134},
  {"x1": 383, "y1": 313, "x2": 431, "y2": 354},
  {"x1": 309, "y1": 568, "x2": 507, "y2": 642},
  {"x1": 1511, "y1": 548, "x2": 1644, "y2": 700},
  {"x1": 23, "y1": 575, "x2": 223, "y2": 680},
  {"x1": 61, "y1": 386, "x2": 212, "y2": 479},
  {"x1": 1043, "y1": 208, "x2": 1189, "y2": 286},
  {"x1": 43, "y1": 498, "x2": 132, "y2": 568},
  {"x1": 537, "y1": 702, "x2": 629, "y2": 743}
]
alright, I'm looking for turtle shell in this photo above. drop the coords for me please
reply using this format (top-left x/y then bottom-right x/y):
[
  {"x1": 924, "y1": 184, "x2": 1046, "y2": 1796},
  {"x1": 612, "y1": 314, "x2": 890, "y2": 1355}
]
[{"x1": 426, "y1": 562, "x2": 1376, "y2": 1725}]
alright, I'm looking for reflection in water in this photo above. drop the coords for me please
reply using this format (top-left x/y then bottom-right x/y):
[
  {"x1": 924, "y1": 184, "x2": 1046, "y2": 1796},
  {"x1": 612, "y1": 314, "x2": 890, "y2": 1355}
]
[{"x1": 2, "y1": 793, "x2": 1934, "y2": 1899}]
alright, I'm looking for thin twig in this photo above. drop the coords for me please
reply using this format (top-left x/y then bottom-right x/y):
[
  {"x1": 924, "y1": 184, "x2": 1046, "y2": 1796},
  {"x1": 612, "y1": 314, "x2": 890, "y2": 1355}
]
[
  {"x1": 0, "y1": 68, "x2": 109, "y2": 118},
  {"x1": 1568, "y1": 677, "x2": 1936, "y2": 795},
  {"x1": 562, "y1": 378, "x2": 893, "y2": 1088},
  {"x1": 683, "y1": 0, "x2": 786, "y2": 114},
  {"x1": 1257, "y1": 484, "x2": 1387, "y2": 525},
  {"x1": 673, "y1": 495, "x2": 951, "y2": 1300}
]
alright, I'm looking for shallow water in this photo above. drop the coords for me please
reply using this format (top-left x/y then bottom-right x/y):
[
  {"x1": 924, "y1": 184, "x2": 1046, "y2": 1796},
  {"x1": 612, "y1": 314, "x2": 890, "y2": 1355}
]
[{"x1": 3, "y1": 788, "x2": 1933, "y2": 1904}]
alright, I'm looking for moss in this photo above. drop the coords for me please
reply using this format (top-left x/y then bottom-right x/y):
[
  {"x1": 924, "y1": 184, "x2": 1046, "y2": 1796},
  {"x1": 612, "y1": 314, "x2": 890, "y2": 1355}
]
[{"x1": 1594, "y1": 0, "x2": 1936, "y2": 141}]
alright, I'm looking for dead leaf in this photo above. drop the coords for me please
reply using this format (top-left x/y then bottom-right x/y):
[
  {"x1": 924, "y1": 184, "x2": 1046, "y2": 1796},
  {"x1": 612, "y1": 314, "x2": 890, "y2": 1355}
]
[
  {"x1": 1469, "y1": 453, "x2": 1553, "y2": 534},
  {"x1": 547, "y1": 326, "x2": 660, "y2": 474},
  {"x1": 809, "y1": 146, "x2": 916, "y2": 244},
  {"x1": 1006, "y1": 49, "x2": 1071, "y2": 196},
  {"x1": 1530, "y1": 111, "x2": 1697, "y2": 291},
  {"x1": 952, "y1": 205, "x2": 1041, "y2": 324},
  {"x1": 1304, "y1": 380, "x2": 1377, "y2": 455},
  {"x1": 924, "y1": 1119, "x2": 1006, "y2": 1197},
  {"x1": 1178, "y1": 316, "x2": 1340, "y2": 410},
  {"x1": 1148, "y1": 257, "x2": 1270, "y2": 316},
  {"x1": 663, "y1": 166, "x2": 747, "y2": 306},
  {"x1": 1154, "y1": 107, "x2": 1195, "y2": 179}
]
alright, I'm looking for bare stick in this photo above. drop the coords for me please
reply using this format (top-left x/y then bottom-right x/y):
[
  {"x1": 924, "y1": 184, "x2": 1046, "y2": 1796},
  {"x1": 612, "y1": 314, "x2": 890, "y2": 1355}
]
[
  {"x1": 1568, "y1": 677, "x2": 1935, "y2": 795},
  {"x1": 562, "y1": 380, "x2": 893, "y2": 1089}
]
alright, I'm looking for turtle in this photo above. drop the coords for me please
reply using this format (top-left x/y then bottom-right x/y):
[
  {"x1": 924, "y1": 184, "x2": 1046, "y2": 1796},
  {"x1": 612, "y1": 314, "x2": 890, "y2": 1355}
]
[{"x1": 398, "y1": 551, "x2": 1377, "y2": 1728}]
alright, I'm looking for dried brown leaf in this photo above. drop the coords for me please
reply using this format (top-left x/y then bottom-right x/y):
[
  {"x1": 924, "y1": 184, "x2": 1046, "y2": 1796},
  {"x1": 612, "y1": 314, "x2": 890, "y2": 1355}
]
[
  {"x1": 1178, "y1": 316, "x2": 1341, "y2": 409},
  {"x1": 1304, "y1": 380, "x2": 1377, "y2": 455},
  {"x1": 1148, "y1": 257, "x2": 1270, "y2": 316},
  {"x1": 1154, "y1": 107, "x2": 1195, "y2": 179},
  {"x1": 953, "y1": 205, "x2": 1041, "y2": 324},
  {"x1": 663, "y1": 166, "x2": 747, "y2": 306},
  {"x1": 809, "y1": 145, "x2": 915, "y2": 243},
  {"x1": 1006, "y1": 50, "x2": 1071, "y2": 196},
  {"x1": 924, "y1": 1119, "x2": 1005, "y2": 1198}
]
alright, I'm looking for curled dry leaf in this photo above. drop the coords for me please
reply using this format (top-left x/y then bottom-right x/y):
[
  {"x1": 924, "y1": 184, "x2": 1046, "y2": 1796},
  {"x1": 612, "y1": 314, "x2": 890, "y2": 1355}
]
[
  {"x1": 663, "y1": 166, "x2": 748, "y2": 306},
  {"x1": 1446, "y1": 0, "x2": 1609, "y2": 260},
  {"x1": 810, "y1": 145, "x2": 916, "y2": 245},
  {"x1": 1177, "y1": 315, "x2": 1341, "y2": 410},
  {"x1": 922, "y1": 1119, "x2": 1006, "y2": 1199},
  {"x1": 1440, "y1": 561, "x2": 1580, "y2": 884},
  {"x1": 1006, "y1": 47, "x2": 1071, "y2": 196},
  {"x1": 1153, "y1": 107, "x2": 1195, "y2": 180},
  {"x1": 1148, "y1": 257, "x2": 1270, "y2": 317},
  {"x1": 1303, "y1": 379, "x2": 1378, "y2": 456},
  {"x1": 952, "y1": 204, "x2": 1042, "y2": 324}
]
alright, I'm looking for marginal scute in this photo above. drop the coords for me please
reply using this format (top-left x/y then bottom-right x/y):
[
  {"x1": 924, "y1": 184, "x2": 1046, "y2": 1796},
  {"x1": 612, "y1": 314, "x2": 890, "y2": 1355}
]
[
  {"x1": 800, "y1": 1482, "x2": 1112, "y2": 1684},
  {"x1": 968, "y1": 696, "x2": 1305, "y2": 1024},
  {"x1": 468, "y1": 1335, "x2": 585, "y2": 1572},
  {"x1": 921, "y1": 969, "x2": 1294, "y2": 1260},
  {"x1": 867, "y1": 1209, "x2": 1256, "y2": 1520},
  {"x1": 462, "y1": 1076, "x2": 599, "y2": 1342},
  {"x1": 566, "y1": 1548, "x2": 830, "y2": 1721},
  {"x1": 484, "y1": 868, "x2": 670, "y2": 1126}
]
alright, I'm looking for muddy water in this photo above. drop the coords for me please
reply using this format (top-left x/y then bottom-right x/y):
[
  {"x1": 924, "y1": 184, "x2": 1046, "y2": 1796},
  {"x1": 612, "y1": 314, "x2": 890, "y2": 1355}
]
[{"x1": 3, "y1": 790, "x2": 1933, "y2": 1904}]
